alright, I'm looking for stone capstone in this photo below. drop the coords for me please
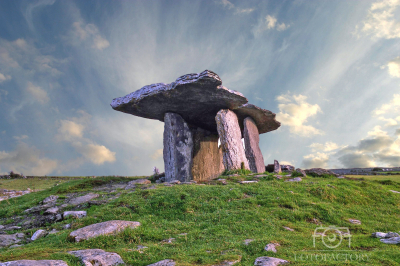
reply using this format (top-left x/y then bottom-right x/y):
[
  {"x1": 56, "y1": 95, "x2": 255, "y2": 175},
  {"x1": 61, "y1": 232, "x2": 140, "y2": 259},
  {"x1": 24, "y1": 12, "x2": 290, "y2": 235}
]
[
  {"x1": 68, "y1": 220, "x2": 140, "y2": 242},
  {"x1": 31, "y1": 230, "x2": 46, "y2": 241},
  {"x1": 274, "y1": 160, "x2": 281, "y2": 174},
  {"x1": 147, "y1": 259, "x2": 176, "y2": 266},
  {"x1": 191, "y1": 127, "x2": 224, "y2": 181},
  {"x1": 216, "y1": 109, "x2": 249, "y2": 171},
  {"x1": 111, "y1": 70, "x2": 247, "y2": 134},
  {"x1": 233, "y1": 104, "x2": 280, "y2": 135},
  {"x1": 163, "y1": 112, "x2": 194, "y2": 182},
  {"x1": 254, "y1": 256, "x2": 289, "y2": 266},
  {"x1": 0, "y1": 233, "x2": 25, "y2": 247},
  {"x1": 0, "y1": 260, "x2": 68, "y2": 266},
  {"x1": 68, "y1": 249, "x2": 124, "y2": 266},
  {"x1": 243, "y1": 117, "x2": 265, "y2": 173}
]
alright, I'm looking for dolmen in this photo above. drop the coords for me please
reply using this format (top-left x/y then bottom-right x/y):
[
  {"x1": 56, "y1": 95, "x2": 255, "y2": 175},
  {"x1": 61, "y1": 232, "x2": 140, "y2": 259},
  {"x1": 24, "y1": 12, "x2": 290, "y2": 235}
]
[{"x1": 111, "y1": 70, "x2": 280, "y2": 182}]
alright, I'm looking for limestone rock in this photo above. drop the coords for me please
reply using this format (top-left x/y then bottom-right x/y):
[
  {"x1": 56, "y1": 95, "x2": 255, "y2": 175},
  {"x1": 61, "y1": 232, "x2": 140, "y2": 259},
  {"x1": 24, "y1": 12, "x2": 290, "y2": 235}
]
[
  {"x1": 63, "y1": 211, "x2": 87, "y2": 219},
  {"x1": 125, "y1": 179, "x2": 151, "y2": 189},
  {"x1": 163, "y1": 113, "x2": 194, "y2": 182},
  {"x1": 372, "y1": 232, "x2": 400, "y2": 238},
  {"x1": 305, "y1": 168, "x2": 338, "y2": 177},
  {"x1": 295, "y1": 168, "x2": 306, "y2": 177},
  {"x1": 68, "y1": 193, "x2": 99, "y2": 206},
  {"x1": 281, "y1": 165, "x2": 295, "y2": 172},
  {"x1": 380, "y1": 237, "x2": 400, "y2": 244},
  {"x1": 244, "y1": 239, "x2": 254, "y2": 245},
  {"x1": 31, "y1": 229, "x2": 47, "y2": 241},
  {"x1": 264, "y1": 243, "x2": 280, "y2": 253},
  {"x1": 285, "y1": 177, "x2": 302, "y2": 182},
  {"x1": 0, "y1": 260, "x2": 68, "y2": 266},
  {"x1": 45, "y1": 207, "x2": 59, "y2": 215},
  {"x1": 0, "y1": 233, "x2": 25, "y2": 247},
  {"x1": 68, "y1": 220, "x2": 140, "y2": 242},
  {"x1": 147, "y1": 259, "x2": 176, "y2": 266},
  {"x1": 254, "y1": 256, "x2": 289, "y2": 266},
  {"x1": 238, "y1": 180, "x2": 258, "y2": 184},
  {"x1": 42, "y1": 195, "x2": 59, "y2": 204},
  {"x1": 111, "y1": 70, "x2": 247, "y2": 133},
  {"x1": 68, "y1": 249, "x2": 124, "y2": 266},
  {"x1": 243, "y1": 117, "x2": 265, "y2": 173},
  {"x1": 233, "y1": 104, "x2": 280, "y2": 135},
  {"x1": 274, "y1": 160, "x2": 281, "y2": 174},
  {"x1": 216, "y1": 109, "x2": 249, "y2": 171},
  {"x1": 348, "y1": 219, "x2": 361, "y2": 225},
  {"x1": 191, "y1": 127, "x2": 224, "y2": 181}
]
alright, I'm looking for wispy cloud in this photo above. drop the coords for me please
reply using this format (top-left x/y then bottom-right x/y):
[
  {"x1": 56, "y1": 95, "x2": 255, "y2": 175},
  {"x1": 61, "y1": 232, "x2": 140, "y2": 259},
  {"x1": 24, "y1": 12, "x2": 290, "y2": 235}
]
[
  {"x1": 387, "y1": 56, "x2": 400, "y2": 77},
  {"x1": 373, "y1": 94, "x2": 400, "y2": 115},
  {"x1": 26, "y1": 82, "x2": 49, "y2": 104},
  {"x1": 68, "y1": 21, "x2": 110, "y2": 50},
  {"x1": 0, "y1": 72, "x2": 11, "y2": 83},
  {"x1": 276, "y1": 93, "x2": 324, "y2": 137},
  {"x1": 252, "y1": 15, "x2": 290, "y2": 37},
  {"x1": 219, "y1": 0, "x2": 254, "y2": 15}
]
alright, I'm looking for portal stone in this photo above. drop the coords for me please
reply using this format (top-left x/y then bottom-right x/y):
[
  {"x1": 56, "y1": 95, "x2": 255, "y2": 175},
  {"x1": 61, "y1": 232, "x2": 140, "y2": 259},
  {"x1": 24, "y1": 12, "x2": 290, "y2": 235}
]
[
  {"x1": 274, "y1": 160, "x2": 281, "y2": 173},
  {"x1": 243, "y1": 117, "x2": 265, "y2": 173},
  {"x1": 163, "y1": 113, "x2": 194, "y2": 182},
  {"x1": 191, "y1": 127, "x2": 224, "y2": 181},
  {"x1": 216, "y1": 109, "x2": 249, "y2": 171}
]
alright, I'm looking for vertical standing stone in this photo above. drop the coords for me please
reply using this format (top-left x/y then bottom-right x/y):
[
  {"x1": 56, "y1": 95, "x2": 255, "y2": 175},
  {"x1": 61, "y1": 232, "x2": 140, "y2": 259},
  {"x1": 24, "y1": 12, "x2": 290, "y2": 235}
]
[
  {"x1": 191, "y1": 128, "x2": 224, "y2": 181},
  {"x1": 243, "y1": 117, "x2": 265, "y2": 173},
  {"x1": 163, "y1": 113, "x2": 194, "y2": 182},
  {"x1": 274, "y1": 160, "x2": 281, "y2": 173},
  {"x1": 215, "y1": 109, "x2": 249, "y2": 171}
]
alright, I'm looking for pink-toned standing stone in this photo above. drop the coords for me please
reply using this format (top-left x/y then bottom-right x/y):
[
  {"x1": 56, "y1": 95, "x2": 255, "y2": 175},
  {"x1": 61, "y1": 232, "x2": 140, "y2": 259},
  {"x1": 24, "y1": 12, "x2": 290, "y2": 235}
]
[
  {"x1": 243, "y1": 117, "x2": 265, "y2": 173},
  {"x1": 215, "y1": 109, "x2": 249, "y2": 171}
]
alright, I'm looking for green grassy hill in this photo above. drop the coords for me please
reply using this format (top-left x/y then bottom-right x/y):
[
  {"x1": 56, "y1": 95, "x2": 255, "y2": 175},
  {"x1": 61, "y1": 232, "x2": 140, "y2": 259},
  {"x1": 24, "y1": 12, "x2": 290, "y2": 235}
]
[{"x1": 1, "y1": 173, "x2": 400, "y2": 265}]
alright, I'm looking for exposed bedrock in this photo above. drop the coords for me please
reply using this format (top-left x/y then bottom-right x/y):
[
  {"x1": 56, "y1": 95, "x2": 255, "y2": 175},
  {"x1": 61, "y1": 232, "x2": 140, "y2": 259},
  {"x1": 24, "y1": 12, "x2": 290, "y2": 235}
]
[
  {"x1": 243, "y1": 117, "x2": 265, "y2": 173},
  {"x1": 163, "y1": 113, "x2": 194, "y2": 182},
  {"x1": 191, "y1": 127, "x2": 224, "y2": 181},
  {"x1": 216, "y1": 109, "x2": 249, "y2": 171}
]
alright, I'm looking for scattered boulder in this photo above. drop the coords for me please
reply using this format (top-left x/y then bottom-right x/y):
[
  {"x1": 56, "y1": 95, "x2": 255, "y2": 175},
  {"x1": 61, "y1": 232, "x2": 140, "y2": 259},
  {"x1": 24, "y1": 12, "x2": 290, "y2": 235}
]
[
  {"x1": 42, "y1": 195, "x2": 59, "y2": 204},
  {"x1": 244, "y1": 239, "x2": 254, "y2": 245},
  {"x1": 254, "y1": 256, "x2": 289, "y2": 265},
  {"x1": 380, "y1": 237, "x2": 400, "y2": 244},
  {"x1": 68, "y1": 193, "x2": 99, "y2": 206},
  {"x1": 44, "y1": 207, "x2": 59, "y2": 215},
  {"x1": 216, "y1": 109, "x2": 249, "y2": 171},
  {"x1": 63, "y1": 224, "x2": 71, "y2": 230},
  {"x1": 264, "y1": 243, "x2": 280, "y2": 253},
  {"x1": 31, "y1": 229, "x2": 47, "y2": 241},
  {"x1": 305, "y1": 168, "x2": 338, "y2": 177},
  {"x1": 163, "y1": 112, "x2": 194, "y2": 182},
  {"x1": 273, "y1": 160, "x2": 281, "y2": 174},
  {"x1": 147, "y1": 259, "x2": 176, "y2": 266},
  {"x1": 68, "y1": 249, "x2": 124, "y2": 266},
  {"x1": 372, "y1": 232, "x2": 400, "y2": 238},
  {"x1": 238, "y1": 180, "x2": 258, "y2": 184},
  {"x1": 285, "y1": 177, "x2": 301, "y2": 182},
  {"x1": 295, "y1": 168, "x2": 306, "y2": 177},
  {"x1": 68, "y1": 220, "x2": 140, "y2": 242},
  {"x1": 243, "y1": 117, "x2": 265, "y2": 173},
  {"x1": 0, "y1": 260, "x2": 68, "y2": 266},
  {"x1": 348, "y1": 219, "x2": 361, "y2": 225},
  {"x1": 0, "y1": 233, "x2": 25, "y2": 248},
  {"x1": 63, "y1": 211, "x2": 87, "y2": 219},
  {"x1": 283, "y1": 227, "x2": 294, "y2": 231},
  {"x1": 281, "y1": 165, "x2": 295, "y2": 172}
]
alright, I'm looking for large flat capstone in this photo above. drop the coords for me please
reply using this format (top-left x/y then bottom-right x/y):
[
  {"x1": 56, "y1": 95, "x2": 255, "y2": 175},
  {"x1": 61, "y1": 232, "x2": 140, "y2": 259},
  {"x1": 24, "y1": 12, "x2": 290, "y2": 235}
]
[
  {"x1": 233, "y1": 104, "x2": 280, "y2": 135},
  {"x1": 191, "y1": 127, "x2": 224, "y2": 181},
  {"x1": 243, "y1": 117, "x2": 265, "y2": 173},
  {"x1": 0, "y1": 261, "x2": 68, "y2": 266},
  {"x1": 163, "y1": 112, "x2": 194, "y2": 182},
  {"x1": 68, "y1": 249, "x2": 124, "y2": 266},
  {"x1": 68, "y1": 220, "x2": 140, "y2": 242},
  {"x1": 216, "y1": 109, "x2": 249, "y2": 171},
  {"x1": 111, "y1": 70, "x2": 248, "y2": 133}
]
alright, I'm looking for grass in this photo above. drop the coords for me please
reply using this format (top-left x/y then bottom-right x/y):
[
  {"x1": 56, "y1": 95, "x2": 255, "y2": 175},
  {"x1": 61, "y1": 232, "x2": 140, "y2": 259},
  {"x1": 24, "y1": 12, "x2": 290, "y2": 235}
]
[
  {"x1": 347, "y1": 174, "x2": 400, "y2": 183},
  {"x1": 0, "y1": 174, "x2": 400, "y2": 265},
  {"x1": 0, "y1": 177, "x2": 85, "y2": 191}
]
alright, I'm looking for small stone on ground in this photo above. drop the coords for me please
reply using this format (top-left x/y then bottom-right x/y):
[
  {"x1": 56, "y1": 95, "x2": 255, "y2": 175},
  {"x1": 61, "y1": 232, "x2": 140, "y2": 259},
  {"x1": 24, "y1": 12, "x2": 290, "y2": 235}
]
[
  {"x1": 254, "y1": 256, "x2": 289, "y2": 265},
  {"x1": 264, "y1": 243, "x2": 280, "y2": 253},
  {"x1": 348, "y1": 219, "x2": 361, "y2": 225},
  {"x1": 31, "y1": 229, "x2": 47, "y2": 241},
  {"x1": 0, "y1": 260, "x2": 68, "y2": 266},
  {"x1": 147, "y1": 259, "x2": 176, "y2": 266},
  {"x1": 68, "y1": 249, "x2": 124, "y2": 266},
  {"x1": 283, "y1": 226, "x2": 294, "y2": 231}
]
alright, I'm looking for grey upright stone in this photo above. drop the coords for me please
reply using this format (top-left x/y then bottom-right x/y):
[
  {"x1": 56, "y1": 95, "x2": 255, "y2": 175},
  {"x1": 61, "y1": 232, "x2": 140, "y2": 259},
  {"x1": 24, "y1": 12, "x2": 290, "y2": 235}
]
[
  {"x1": 216, "y1": 109, "x2": 249, "y2": 171},
  {"x1": 243, "y1": 117, "x2": 265, "y2": 173},
  {"x1": 191, "y1": 127, "x2": 224, "y2": 181},
  {"x1": 163, "y1": 112, "x2": 194, "y2": 182},
  {"x1": 273, "y1": 160, "x2": 281, "y2": 174}
]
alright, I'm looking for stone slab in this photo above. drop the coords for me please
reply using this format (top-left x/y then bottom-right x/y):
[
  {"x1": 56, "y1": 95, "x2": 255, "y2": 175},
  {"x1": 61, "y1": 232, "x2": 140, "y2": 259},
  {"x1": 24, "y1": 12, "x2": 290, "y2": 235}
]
[
  {"x1": 68, "y1": 249, "x2": 124, "y2": 266},
  {"x1": 0, "y1": 261, "x2": 68, "y2": 266},
  {"x1": 243, "y1": 117, "x2": 265, "y2": 173}
]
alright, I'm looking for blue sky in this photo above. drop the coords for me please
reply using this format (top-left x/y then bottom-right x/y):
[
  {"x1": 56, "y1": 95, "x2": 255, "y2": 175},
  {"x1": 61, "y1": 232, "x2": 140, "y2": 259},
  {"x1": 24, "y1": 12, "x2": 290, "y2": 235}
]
[{"x1": 0, "y1": 0, "x2": 400, "y2": 176}]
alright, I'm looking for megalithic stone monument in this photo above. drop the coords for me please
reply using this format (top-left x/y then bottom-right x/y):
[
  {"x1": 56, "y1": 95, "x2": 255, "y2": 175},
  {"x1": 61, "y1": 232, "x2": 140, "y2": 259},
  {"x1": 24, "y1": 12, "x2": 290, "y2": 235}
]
[
  {"x1": 243, "y1": 117, "x2": 265, "y2": 173},
  {"x1": 111, "y1": 70, "x2": 281, "y2": 181}
]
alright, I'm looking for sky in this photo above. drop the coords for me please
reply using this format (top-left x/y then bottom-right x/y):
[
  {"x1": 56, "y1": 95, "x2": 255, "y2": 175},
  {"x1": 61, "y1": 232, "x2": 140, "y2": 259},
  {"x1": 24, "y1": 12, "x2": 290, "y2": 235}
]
[{"x1": 0, "y1": 0, "x2": 400, "y2": 176}]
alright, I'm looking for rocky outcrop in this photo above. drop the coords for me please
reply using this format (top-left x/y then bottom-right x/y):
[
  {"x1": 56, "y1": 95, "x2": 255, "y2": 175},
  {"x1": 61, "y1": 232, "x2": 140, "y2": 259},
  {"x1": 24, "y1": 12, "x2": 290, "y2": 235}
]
[
  {"x1": 68, "y1": 249, "x2": 124, "y2": 266},
  {"x1": 281, "y1": 165, "x2": 295, "y2": 172},
  {"x1": 191, "y1": 127, "x2": 224, "y2": 181},
  {"x1": 111, "y1": 70, "x2": 247, "y2": 134},
  {"x1": 163, "y1": 113, "x2": 194, "y2": 182},
  {"x1": 0, "y1": 260, "x2": 68, "y2": 266},
  {"x1": 147, "y1": 259, "x2": 176, "y2": 266},
  {"x1": 305, "y1": 168, "x2": 338, "y2": 177},
  {"x1": 0, "y1": 233, "x2": 25, "y2": 248},
  {"x1": 243, "y1": 117, "x2": 265, "y2": 173},
  {"x1": 254, "y1": 256, "x2": 289, "y2": 265},
  {"x1": 295, "y1": 168, "x2": 306, "y2": 177},
  {"x1": 67, "y1": 193, "x2": 99, "y2": 206},
  {"x1": 125, "y1": 179, "x2": 151, "y2": 189},
  {"x1": 216, "y1": 109, "x2": 249, "y2": 171},
  {"x1": 273, "y1": 160, "x2": 281, "y2": 174},
  {"x1": 63, "y1": 211, "x2": 87, "y2": 219},
  {"x1": 68, "y1": 220, "x2": 140, "y2": 242}
]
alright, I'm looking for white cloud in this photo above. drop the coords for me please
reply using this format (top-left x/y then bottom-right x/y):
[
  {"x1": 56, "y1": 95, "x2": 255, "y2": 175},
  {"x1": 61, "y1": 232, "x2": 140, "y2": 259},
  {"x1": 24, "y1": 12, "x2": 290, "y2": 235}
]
[
  {"x1": 76, "y1": 143, "x2": 116, "y2": 165},
  {"x1": 373, "y1": 94, "x2": 400, "y2": 115},
  {"x1": 379, "y1": 116, "x2": 398, "y2": 126},
  {"x1": 276, "y1": 93, "x2": 324, "y2": 137},
  {"x1": 359, "y1": 0, "x2": 400, "y2": 39},
  {"x1": 58, "y1": 120, "x2": 85, "y2": 139},
  {"x1": 309, "y1": 142, "x2": 339, "y2": 152},
  {"x1": 221, "y1": 0, "x2": 234, "y2": 9},
  {"x1": 387, "y1": 57, "x2": 400, "y2": 77},
  {"x1": 219, "y1": 0, "x2": 254, "y2": 15},
  {"x1": 302, "y1": 152, "x2": 329, "y2": 169},
  {"x1": 0, "y1": 72, "x2": 11, "y2": 83},
  {"x1": 0, "y1": 142, "x2": 58, "y2": 176},
  {"x1": 70, "y1": 21, "x2": 110, "y2": 50},
  {"x1": 26, "y1": 82, "x2": 49, "y2": 104},
  {"x1": 13, "y1": 135, "x2": 29, "y2": 141},
  {"x1": 252, "y1": 15, "x2": 290, "y2": 36},
  {"x1": 151, "y1": 149, "x2": 163, "y2": 160},
  {"x1": 277, "y1": 23, "x2": 289, "y2": 31},
  {"x1": 266, "y1": 15, "x2": 277, "y2": 29}
]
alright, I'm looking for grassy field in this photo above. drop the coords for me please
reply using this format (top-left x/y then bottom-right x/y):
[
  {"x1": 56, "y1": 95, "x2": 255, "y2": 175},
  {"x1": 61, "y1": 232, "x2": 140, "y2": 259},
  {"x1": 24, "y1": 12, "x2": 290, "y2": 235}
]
[
  {"x1": 0, "y1": 176, "x2": 86, "y2": 191},
  {"x1": 0, "y1": 174, "x2": 400, "y2": 265},
  {"x1": 347, "y1": 174, "x2": 400, "y2": 183}
]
